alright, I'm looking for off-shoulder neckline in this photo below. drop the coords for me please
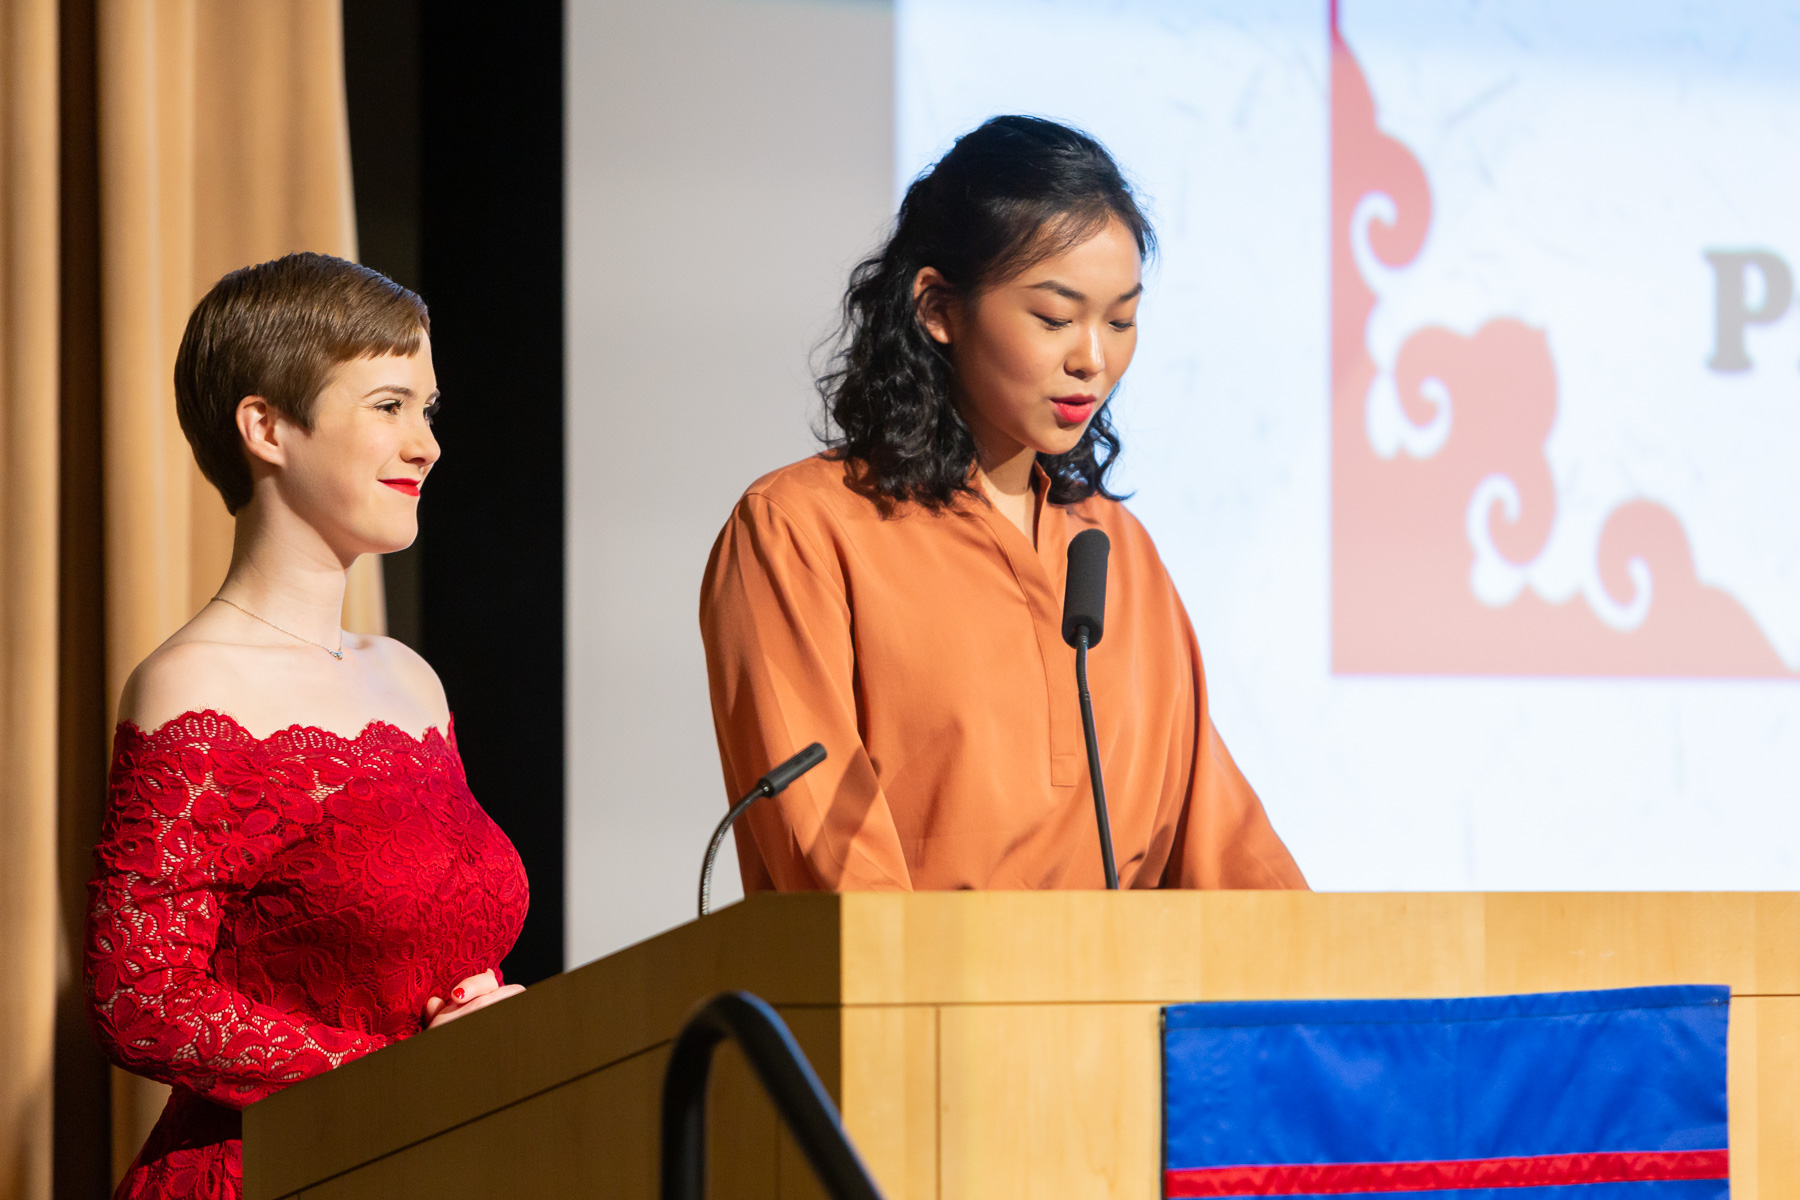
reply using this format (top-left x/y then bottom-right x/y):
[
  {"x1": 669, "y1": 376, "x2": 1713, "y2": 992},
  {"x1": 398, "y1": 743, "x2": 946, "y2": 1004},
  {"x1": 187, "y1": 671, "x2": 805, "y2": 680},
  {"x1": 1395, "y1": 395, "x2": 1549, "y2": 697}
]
[{"x1": 116, "y1": 707, "x2": 453, "y2": 750}]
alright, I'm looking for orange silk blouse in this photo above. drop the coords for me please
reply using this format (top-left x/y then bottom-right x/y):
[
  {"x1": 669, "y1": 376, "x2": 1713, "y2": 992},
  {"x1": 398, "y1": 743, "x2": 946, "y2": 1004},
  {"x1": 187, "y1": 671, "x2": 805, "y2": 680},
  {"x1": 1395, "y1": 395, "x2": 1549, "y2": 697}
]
[{"x1": 699, "y1": 454, "x2": 1307, "y2": 893}]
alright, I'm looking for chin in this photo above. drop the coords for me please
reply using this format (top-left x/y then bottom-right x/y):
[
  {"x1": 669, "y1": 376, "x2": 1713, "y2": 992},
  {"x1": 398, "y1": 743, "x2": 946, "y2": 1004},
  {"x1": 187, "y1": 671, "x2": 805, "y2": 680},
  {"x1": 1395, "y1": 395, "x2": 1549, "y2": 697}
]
[
  {"x1": 346, "y1": 517, "x2": 419, "y2": 557},
  {"x1": 1034, "y1": 430, "x2": 1089, "y2": 458},
  {"x1": 375, "y1": 526, "x2": 420, "y2": 555}
]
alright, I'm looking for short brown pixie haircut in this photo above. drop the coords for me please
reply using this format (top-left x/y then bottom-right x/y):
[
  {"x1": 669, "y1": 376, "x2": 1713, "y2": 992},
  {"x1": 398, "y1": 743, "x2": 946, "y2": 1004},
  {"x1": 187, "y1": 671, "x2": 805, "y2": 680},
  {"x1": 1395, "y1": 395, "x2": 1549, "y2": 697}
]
[{"x1": 175, "y1": 251, "x2": 430, "y2": 514}]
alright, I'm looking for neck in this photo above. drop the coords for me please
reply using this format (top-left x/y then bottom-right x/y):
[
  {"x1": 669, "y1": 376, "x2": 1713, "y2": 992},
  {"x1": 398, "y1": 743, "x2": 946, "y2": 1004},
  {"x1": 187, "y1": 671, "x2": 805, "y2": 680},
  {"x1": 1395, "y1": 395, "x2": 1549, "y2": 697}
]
[
  {"x1": 216, "y1": 495, "x2": 353, "y2": 644},
  {"x1": 967, "y1": 420, "x2": 1039, "y2": 544},
  {"x1": 961, "y1": 395, "x2": 1037, "y2": 500},
  {"x1": 974, "y1": 437, "x2": 1037, "y2": 501}
]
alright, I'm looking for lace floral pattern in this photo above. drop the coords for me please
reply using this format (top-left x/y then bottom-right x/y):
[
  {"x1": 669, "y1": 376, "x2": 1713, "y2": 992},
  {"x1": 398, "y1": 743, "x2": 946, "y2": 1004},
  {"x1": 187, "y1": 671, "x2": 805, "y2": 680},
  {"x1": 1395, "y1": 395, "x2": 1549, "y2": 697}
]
[{"x1": 86, "y1": 710, "x2": 528, "y2": 1200}]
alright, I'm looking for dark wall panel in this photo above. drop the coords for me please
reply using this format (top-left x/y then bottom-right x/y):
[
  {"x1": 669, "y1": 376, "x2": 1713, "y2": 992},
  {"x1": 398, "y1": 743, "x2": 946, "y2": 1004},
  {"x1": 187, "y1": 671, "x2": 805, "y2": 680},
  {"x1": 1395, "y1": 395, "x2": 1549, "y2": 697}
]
[
  {"x1": 416, "y1": 5, "x2": 567, "y2": 986},
  {"x1": 345, "y1": 1, "x2": 566, "y2": 986}
]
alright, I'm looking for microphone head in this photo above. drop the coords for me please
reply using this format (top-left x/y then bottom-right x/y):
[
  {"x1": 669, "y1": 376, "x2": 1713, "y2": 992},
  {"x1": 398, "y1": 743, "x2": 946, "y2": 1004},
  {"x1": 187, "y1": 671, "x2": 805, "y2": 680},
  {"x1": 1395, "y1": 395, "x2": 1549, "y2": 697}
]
[
  {"x1": 1061, "y1": 528, "x2": 1111, "y2": 648},
  {"x1": 759, "y1": 742, "x2": 827, "y2": 797}
]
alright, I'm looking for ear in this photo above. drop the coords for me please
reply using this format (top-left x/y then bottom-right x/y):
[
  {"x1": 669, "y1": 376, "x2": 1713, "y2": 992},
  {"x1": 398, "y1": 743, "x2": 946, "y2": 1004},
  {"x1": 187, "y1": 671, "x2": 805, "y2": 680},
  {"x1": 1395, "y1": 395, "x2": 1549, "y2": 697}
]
[
  {"x1": 236, "y1": 396, "x2": 286, "y2": 468},
  {"x1": 912, "y1": 267, "x2": 957, "y2": 346}
]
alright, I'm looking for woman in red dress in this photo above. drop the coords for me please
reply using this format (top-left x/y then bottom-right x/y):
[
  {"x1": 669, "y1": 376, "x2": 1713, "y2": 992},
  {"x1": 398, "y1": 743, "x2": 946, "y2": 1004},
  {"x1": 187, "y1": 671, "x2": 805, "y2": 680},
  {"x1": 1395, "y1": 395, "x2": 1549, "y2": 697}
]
[{"x1": 84, "y1": 253, "x2": 529, "y2": 1199}]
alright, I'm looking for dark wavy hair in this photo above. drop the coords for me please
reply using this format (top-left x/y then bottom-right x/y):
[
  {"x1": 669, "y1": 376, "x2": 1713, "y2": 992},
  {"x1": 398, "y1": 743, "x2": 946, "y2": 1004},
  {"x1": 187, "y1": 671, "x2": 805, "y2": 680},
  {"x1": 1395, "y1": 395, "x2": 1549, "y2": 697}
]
[{"x1": 818, "y1": 115, "x2": 1155, "y2": 509}]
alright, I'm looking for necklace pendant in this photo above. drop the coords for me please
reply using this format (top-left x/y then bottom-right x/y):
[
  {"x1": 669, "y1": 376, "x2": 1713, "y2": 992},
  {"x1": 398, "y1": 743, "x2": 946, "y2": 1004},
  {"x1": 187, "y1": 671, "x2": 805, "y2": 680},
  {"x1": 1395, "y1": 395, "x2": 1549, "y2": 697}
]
[{"x1": 329, "y1": 650, "x2": 344, "y2": 660}]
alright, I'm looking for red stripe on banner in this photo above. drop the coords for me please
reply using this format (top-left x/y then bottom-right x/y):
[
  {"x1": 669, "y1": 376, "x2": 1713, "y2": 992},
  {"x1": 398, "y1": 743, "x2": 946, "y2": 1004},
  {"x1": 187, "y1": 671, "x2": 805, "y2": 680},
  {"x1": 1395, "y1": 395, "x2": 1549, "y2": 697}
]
[{"x1": 1164, "y1": 1149, "x2": 1729, "y2": 1196}]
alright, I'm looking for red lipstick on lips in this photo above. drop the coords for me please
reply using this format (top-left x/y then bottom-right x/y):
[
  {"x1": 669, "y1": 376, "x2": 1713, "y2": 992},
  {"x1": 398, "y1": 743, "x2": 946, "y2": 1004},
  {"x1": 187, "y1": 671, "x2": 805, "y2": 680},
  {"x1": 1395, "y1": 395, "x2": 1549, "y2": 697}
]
[
  {"x1": 380, "y1": 478, "x2": 421, "y2": 497},
  {"x1": 1050, "y1": 394, "x2": 1099, "y2": 424}
]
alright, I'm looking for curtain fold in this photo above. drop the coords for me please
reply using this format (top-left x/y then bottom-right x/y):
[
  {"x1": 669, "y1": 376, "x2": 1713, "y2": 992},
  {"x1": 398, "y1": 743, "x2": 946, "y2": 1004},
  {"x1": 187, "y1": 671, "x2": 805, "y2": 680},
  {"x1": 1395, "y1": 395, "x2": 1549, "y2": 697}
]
[
  {"x1": 96, "y1": 0, "x2": 198, "y2": 708},
  {"x1": 0, "y1": 3, "x2": 383, "y2": 1194},
  {"x1": 98, "y1": 0, "x2": 381, "y2": 717},
  {"x1": 1, "y1": 2, "x2": 63, "y2": 1196}
]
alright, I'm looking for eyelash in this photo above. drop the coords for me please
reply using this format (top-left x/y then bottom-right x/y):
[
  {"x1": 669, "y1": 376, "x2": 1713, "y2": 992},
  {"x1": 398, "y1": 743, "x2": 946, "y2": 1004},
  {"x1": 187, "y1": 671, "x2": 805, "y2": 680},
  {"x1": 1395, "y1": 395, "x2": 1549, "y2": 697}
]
[
  {"x1": 1036, "y1": 316, "x2": 1137, "y2": 331},
  {"x1": 375, "y1": 400, "x2": 440, "y2": 424}
]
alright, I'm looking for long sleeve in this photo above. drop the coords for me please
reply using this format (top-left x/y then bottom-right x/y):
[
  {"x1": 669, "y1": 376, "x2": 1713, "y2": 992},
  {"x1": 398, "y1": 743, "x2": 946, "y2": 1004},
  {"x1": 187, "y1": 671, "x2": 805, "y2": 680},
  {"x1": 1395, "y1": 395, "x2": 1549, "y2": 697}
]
[
  {"x1": 1162, "y1": 618, "x2": 1309, "y2": 890},
  {"x1": 85, "y1": 734, "x2": 392, "y2": 1109},
  {"x1": 700, "y1": 492, "x2": 914, "y2": 891}
]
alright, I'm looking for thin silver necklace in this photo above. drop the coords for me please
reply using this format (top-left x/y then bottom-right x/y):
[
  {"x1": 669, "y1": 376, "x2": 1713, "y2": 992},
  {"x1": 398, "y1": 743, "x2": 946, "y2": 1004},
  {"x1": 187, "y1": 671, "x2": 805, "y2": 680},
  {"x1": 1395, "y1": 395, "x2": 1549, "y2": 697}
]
[{"x1": 212, "y1": 595, "x2": 345, "y2": 660}]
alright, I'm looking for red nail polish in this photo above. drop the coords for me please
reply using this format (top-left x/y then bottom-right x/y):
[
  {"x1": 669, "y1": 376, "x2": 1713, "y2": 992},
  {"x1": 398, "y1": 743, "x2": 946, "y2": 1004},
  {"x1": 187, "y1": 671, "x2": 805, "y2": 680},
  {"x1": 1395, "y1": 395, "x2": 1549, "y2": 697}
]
[{"x1": 452, "y1": 987, "x2": 465, "y2": 1001}]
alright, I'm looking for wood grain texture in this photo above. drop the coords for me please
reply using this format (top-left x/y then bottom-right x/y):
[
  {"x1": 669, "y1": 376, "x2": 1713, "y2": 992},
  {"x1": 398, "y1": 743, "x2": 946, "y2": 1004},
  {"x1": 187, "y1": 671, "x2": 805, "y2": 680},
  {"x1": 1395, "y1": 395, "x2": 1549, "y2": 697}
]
[
  {"x1": 249, "y1": 892, "x2": 1800, "y2": 1200},
  {"x1": 1732, "y1": 997, "x2": 1762, "y2": 1200},
  {"x1": 246, "y1": 894, "x2": 841, "y2": 1199},
  {"x1": 938, "y1": 1005, "x2": 1160, "y2": 1200},
  {"x1": 838, "y1": 891, "x2": 1490, "y2": 1003},
  {"x1": 1484, "y1": 893, "x2": 1760, "y2": 993},
  {"x1": 277, "y1": 1002, "x2": 846, "y2": 1200},
  {"x1": 840, "y1": 1005, "x2": 938, "y2": 1200},
  {"x1": 1744, "y1": 996, "x2": 1800, "y2": 1200},
  {"x1": 773, "y1": 1006, "x2": 841, "y2": 1200},
  {"x1": 707, "y1": 1037, "x2": 778, "y2": 1200},
  {"x1": 293, "y1": 1045, "x2": 666, "y2": 1199}
]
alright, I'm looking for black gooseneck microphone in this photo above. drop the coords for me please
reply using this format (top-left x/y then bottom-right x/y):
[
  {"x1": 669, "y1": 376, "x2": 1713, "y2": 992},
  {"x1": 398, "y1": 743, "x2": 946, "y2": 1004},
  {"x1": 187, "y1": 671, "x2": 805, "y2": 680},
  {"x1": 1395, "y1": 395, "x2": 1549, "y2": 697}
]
[
  {"x1": 698, "y1": 742, "x2": 828, "y2": 917},
  {"x1": 1062, "y1": 528, "x2": 1119, "y2": 889}
]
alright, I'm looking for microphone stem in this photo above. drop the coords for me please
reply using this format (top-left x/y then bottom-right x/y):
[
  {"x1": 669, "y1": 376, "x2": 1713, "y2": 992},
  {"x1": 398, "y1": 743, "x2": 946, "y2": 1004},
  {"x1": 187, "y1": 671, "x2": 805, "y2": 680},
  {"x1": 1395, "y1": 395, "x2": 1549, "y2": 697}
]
[
  {"x1": 1076, "y1": 629, "x2": 1120, "y2": 889},
  {"x1": 699, "y1": 782, "x2": 769, "y2": 918}
]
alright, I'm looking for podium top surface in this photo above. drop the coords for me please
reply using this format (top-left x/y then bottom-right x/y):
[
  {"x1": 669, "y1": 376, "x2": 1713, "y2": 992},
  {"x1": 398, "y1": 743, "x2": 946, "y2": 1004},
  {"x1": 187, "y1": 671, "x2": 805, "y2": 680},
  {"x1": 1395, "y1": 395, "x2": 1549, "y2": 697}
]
[{"x1": 243, "y1": 891, "x2": 1800, "y2": 1200}]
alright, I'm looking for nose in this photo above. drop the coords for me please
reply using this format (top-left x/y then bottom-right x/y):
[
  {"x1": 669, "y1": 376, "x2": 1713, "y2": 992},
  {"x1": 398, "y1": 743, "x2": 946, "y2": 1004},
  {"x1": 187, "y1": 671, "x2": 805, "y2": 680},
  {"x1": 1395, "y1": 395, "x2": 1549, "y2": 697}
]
[
  {"x1": 405, "y1": 412, "x2": 441, "y2": 469},
  {"x1": 1066, "y1": 323, "x2": 1104, "y2": 380}
]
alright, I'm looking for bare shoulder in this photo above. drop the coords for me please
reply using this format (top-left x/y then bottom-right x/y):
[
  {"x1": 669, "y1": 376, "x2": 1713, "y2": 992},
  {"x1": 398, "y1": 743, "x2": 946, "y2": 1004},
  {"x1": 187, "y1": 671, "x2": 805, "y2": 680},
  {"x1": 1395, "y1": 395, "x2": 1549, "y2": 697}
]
[
  {"x1": 119, "y1": 619, "x2": 451, "y2": 742},
  {"x1": 353, "y1": 634, "x2": 450, "y2": 726},
  {"x1": 117, "y1": 635, "x2": 258, "y2": 735}
]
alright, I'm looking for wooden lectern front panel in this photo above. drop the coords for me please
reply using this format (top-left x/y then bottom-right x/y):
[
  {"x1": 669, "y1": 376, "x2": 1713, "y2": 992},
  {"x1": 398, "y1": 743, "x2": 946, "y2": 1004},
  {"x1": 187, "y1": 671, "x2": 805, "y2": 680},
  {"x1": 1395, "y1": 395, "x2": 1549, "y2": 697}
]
[
  {"x1": 246, "y1": 893, "x2": 1800, "y2": 1200},
  {"x1": 936, "y1": 1004, "x2": 1161, "y2": 1199}
]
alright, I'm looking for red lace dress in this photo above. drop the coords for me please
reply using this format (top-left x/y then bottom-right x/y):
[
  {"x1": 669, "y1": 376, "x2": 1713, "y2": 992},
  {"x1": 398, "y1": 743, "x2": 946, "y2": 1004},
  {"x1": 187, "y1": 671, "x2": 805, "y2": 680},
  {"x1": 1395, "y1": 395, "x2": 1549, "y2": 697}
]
[{"x1": 85, "y1": 711, "x2": 529, "y2": 1200}]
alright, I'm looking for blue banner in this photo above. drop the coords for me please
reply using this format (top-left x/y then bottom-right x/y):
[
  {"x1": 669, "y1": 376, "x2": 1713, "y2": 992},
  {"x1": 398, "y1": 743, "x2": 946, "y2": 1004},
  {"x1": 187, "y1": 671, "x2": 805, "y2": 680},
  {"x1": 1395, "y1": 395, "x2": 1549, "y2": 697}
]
[{"x1": 1162, "y1": 985, "x2": 1729, "y2": 1198}]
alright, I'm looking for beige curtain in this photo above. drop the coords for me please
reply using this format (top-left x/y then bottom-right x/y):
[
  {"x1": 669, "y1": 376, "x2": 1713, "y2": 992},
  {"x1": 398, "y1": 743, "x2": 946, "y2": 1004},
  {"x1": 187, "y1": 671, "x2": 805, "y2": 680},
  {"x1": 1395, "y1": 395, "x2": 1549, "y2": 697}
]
[
  {"x1": 0, "y1": 2, "x2": 62, "y2": 1196},
  {"x1": 99, "y1": 0, "x2": 382, "y2": 708},
  {"x1": 0, "y1": 2, "x2": 384, "y2": 1195},
  {"x1": 95, "y1": 0, "x2": 385, "y2": 1178}
]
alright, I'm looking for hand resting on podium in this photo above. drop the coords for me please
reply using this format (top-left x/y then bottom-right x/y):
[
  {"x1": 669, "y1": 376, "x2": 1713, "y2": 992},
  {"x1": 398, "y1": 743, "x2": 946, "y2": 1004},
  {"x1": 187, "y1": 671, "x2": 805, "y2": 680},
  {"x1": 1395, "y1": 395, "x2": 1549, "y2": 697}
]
[{"x1": 424, "y1": 968, "x2": 527, "y2": 1028}]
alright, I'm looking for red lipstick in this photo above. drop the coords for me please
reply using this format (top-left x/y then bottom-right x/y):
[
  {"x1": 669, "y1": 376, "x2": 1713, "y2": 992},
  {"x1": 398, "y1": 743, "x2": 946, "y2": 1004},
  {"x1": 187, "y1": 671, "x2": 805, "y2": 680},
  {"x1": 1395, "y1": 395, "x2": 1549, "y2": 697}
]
[
  {"x1": 1050, "y1": 394, "x2": 1099, "y2": 424},
  {"x1": 380, "y1": 478, "x2": 421, "y2": 497}
]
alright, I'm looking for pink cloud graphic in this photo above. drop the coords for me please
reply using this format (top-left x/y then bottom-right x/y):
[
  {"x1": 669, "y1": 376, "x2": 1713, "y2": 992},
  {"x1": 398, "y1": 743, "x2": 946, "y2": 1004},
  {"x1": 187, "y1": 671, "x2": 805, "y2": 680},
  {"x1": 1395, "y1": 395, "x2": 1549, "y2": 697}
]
[{"x1": 1329, "y1": 18, "x2": 1792, "y2": 678}]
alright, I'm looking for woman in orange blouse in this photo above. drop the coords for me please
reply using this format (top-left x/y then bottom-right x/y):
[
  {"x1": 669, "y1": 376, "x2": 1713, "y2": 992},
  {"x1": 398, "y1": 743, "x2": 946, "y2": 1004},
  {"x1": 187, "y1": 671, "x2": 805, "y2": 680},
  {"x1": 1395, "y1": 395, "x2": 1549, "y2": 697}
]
[{"x1": 701, "y1": 116, "x2": 1305, "y2": 893}]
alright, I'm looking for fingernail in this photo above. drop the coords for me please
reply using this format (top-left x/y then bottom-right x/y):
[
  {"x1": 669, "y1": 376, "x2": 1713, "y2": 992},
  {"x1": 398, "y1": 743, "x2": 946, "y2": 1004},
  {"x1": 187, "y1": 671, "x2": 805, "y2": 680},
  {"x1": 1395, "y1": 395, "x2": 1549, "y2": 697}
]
[{"x1": 452, "y1": 987, "x2": 465, "y2": 1001}]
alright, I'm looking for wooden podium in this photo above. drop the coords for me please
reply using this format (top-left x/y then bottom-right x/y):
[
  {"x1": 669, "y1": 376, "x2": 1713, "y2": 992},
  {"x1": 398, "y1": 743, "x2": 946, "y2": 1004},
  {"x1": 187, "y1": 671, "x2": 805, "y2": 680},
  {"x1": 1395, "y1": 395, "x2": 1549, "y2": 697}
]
[{"x1": 244, "y1": 892, "x2": 1800, "y2": 1199}]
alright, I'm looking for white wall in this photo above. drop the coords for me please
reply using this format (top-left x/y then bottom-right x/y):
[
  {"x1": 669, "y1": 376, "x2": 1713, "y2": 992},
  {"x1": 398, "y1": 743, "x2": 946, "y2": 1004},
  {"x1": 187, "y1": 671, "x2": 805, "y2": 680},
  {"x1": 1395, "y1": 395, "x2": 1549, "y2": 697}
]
[{"x1": 566, "y1": 0, "x2": 895, "y2": 966}]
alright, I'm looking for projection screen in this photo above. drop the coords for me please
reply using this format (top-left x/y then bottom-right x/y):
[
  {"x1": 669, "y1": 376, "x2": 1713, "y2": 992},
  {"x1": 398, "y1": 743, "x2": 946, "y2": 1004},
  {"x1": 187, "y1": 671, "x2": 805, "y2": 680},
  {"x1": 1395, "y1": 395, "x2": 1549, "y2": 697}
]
[{"x1": 898, "y1": 0, "x2": 1800, "y2": 889}]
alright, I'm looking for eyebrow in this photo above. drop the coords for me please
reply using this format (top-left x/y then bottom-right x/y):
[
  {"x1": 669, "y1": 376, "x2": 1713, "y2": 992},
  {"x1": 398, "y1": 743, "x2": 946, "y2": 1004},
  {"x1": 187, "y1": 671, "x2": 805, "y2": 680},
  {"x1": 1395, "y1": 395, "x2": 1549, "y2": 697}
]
[
  {"x1": 1027, "y1": 280, "x2": 1144, "y2": 304},
  {"x1": 362, "y1": 385, "x2": 442, "y2": 402}
]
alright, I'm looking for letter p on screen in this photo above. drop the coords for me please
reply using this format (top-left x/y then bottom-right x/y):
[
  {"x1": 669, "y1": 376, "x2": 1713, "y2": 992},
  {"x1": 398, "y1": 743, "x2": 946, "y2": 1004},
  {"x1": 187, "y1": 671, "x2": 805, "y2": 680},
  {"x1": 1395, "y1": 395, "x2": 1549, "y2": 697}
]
[{"x1": 1705, "y1": 248, "x2": 1793, "y2": 372}]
